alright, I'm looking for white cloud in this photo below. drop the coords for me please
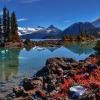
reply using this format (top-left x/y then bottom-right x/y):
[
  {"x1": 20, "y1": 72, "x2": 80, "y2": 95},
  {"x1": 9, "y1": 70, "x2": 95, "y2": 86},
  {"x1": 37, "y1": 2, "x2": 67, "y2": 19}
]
[{"x1": 17, "y1": 18, "x2": 28, "y2": 22}]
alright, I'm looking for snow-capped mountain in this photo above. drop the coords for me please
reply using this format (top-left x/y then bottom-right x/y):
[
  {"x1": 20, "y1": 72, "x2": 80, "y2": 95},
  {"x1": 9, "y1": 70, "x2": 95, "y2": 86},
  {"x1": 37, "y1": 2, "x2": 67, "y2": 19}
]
[
  {"x1": 18, "y1": 25, "x2": 62, "y2": 39},
  {"x1": 18, "y1": 19, "x2": 100, "y2": 39},
  {"x1": 92, "y1": 18, "x2": 100, "y2": 28},
  {"x1": 18, "y1": 26, "x2": 45, "y2": 36}
]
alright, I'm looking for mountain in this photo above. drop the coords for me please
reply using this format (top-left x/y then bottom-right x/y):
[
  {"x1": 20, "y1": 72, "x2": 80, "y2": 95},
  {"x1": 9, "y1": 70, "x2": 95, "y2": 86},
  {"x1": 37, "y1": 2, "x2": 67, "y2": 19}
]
[
  {"x1": 46, "y1": 25, "x2": 61, "y2": 34},
  {"x1": 18, "y1": 27, "x2": 45, "y2": 36},
  {"x1": 19, "y1": 25, "x2": 62, "y2": 39},
  {"x1": 19, "y1": 20, "x2": 100, "y2": 39},
  {"x1": 92, "y1": 18, "x2": 100, "y2": 28},
  {"x1": 63, "y1": 22, "x2": 96, "y2": 35}
]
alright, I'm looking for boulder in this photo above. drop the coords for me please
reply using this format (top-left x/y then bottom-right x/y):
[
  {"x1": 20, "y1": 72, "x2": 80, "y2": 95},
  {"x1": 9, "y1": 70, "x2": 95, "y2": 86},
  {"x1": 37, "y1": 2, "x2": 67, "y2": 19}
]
[
  {"x1": 13, "y1": 86, "x2": 24, "y2": 97},
  {"x1": 68, "y1": 86, "x2": 86, "y2": 99},
  {"x1": 22, "y1": 78, "x2": 34, "y2": 91}
]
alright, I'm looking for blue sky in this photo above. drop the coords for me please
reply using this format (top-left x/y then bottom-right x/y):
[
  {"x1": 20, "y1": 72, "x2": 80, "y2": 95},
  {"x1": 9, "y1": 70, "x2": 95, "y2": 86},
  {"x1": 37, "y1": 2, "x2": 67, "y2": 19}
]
[{"x1": 0, "y1": 0, "x2": 100, "y2": 29}]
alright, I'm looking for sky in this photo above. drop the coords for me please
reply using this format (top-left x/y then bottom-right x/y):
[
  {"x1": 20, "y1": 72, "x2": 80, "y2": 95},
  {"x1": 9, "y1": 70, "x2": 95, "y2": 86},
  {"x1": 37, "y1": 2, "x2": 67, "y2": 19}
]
[{"x1": 0, "y1": 0, "x2": 100, "y2": 29}]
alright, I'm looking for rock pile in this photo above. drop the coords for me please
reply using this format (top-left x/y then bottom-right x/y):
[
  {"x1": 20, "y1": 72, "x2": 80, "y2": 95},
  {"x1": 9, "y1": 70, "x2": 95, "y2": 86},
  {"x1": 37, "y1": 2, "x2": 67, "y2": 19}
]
[{"x1": 6, "y1": 55, "x2": 100, "y2": 100}]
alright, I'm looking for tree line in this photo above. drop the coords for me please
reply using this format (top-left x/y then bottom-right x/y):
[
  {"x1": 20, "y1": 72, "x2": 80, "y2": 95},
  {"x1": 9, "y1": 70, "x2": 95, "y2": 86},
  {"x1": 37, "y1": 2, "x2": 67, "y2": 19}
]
[{"x1": 0, "y1": 7, "x2": 20, "y2": 44}]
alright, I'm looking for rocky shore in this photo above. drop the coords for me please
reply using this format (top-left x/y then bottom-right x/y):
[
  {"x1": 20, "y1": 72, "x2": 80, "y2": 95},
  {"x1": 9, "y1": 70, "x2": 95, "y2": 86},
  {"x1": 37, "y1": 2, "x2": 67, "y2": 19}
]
[
  {"x1": 5, "y1": 55, "x2": 100, "y2": 100},
  {"x1": 0, "y1": 37, "x2": 96, "y2": 48},
  {"x1": 0, "y1": 41, "x2": 24, "y2": 48},
  {"x1": 24, "y1": 39, "x2": 96, "y2": 48},
  {"x1": 5, "y1": 41, "x2": 24, "y2": 48},
  {"x1": 24, "y1": 39, "x2": 63, "y2": 48}
]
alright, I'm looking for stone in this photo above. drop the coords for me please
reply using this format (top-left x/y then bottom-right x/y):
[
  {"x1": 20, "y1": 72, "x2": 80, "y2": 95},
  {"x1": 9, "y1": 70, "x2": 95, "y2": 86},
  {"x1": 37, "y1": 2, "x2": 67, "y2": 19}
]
[
  {"x1": 69, "y1": 86, "x2": 86, "y2": 99},
  {"x1": 22, "y1": 78, "x2": 34, "y2": 91},
  {"x1": 13, "y1": 86, "x2": 24, "y2": 97}
]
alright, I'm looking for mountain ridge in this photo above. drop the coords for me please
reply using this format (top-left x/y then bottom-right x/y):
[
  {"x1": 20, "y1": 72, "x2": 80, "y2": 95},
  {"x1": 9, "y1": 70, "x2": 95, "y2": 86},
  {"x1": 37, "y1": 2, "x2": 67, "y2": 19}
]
[
  {"x1": 18, "y1": 18, "x2": 100, "y2": 39},
  {"x1": 62, "y1": 22, "x2": 96, "y2": 35},
  {"x1": 19, "y1": 25, "x2": 62, "y2": 39}
]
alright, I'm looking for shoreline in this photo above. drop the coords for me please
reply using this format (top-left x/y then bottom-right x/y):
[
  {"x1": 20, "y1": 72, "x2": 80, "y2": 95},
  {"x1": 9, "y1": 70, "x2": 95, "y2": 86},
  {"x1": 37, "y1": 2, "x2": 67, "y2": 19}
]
[
  {"x1": 0, "y1": 38, "x2": 97, "y2": 48},
  {"x1": 24, "y1": 39, "x2": 96, "y2": 48},
  {"x1": 5, "y1": 55, "x2": 100, "y2": 100}
]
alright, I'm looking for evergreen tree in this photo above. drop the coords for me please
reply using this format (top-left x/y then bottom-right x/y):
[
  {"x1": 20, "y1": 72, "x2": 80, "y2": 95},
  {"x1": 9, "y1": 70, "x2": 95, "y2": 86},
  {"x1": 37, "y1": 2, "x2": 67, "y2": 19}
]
[
  {"x1": 6, "y1": 10, "x2": 10, "y2": 40},
  {"x1": 0, "y1": 16, "x2": 5, "y2": 45},
  {"x1": 3, "y1": 7, "x2": 10, "y2": 42},
  {"x1": 11, "y1": 12, "x2": 19, "y2": 41},
  {"x1": 0, "y1": 7, "x2": 20, "y2": 43},
  {"x1": 0, "y1": 17, "x2": 2, "y2": 34},
  {"x1": 0, "y1": 17, "x2": 2, "y2": 43},
  {"x1": 3, "y1": 7, "x2": 7, "y2": 40}
]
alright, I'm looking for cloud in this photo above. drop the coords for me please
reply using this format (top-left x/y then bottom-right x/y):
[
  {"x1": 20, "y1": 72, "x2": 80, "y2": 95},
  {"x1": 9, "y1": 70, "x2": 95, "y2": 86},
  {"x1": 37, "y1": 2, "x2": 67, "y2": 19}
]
[
  {"x1": 21, "y1": 0, "x2": 41, "y2": 3},
  {"x1": 17, "y1": 18, "x2": 28, "y2": 22}
]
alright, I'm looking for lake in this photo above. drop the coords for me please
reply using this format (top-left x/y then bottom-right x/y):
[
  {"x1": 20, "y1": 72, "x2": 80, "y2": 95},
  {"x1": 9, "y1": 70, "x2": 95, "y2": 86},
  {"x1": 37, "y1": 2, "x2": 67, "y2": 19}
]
[{"x1": 0, "y1": 41, "x2": 96, "y2": 81}]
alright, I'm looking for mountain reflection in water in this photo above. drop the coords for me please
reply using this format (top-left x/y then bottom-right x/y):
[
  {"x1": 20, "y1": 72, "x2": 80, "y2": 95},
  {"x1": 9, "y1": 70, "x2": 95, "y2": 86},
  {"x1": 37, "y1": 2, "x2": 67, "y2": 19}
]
[
  {"x1": 0, "y1": 41, "x2": 96, "y2": 81},
  {"x1": 64, "y1": 41, "x2": 96, "y2": 55}
]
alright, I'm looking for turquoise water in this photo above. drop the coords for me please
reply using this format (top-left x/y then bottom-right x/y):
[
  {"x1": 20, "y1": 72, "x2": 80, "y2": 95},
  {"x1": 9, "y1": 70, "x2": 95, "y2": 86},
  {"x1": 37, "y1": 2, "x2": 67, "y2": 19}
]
[{"x1": 0, "y1": 41, "x2": 96, "y2": 81}]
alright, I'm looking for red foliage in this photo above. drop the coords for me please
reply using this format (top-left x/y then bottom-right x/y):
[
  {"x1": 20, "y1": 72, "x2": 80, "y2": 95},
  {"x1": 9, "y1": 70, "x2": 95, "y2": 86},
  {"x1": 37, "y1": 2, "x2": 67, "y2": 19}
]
[{"x1": 53, "y1": 56, "x2": 100, "y2": 99}]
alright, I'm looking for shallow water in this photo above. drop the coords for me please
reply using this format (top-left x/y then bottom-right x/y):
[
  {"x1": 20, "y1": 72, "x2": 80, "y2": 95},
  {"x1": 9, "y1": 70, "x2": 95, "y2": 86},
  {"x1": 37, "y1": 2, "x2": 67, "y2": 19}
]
[{"x1": 0, "y1": 41, "x2": 96, "y2": 81}]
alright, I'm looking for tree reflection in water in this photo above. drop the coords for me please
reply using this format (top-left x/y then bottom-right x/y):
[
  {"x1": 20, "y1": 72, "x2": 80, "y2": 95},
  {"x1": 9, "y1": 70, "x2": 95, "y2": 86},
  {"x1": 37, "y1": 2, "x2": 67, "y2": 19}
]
[{"x1": 0, "y1": 48, "x2": 22, "y2": 81}]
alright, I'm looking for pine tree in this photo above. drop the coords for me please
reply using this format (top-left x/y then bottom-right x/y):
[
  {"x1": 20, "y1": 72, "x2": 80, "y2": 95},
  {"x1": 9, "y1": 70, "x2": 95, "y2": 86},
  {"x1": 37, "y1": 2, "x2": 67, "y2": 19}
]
[
  {"x1": 0, "y1": 17, "x2": 2, "y2": 34},
  {"x1": 3, "y1": 7, "x2": 10, "y2": 42},
  {"x1": 0, "y1": 7, "x2": 20, "y2": 43},
  {"x1": 0, "y1": 16, "x2": 5, "y2": 45},
  {"x1": 11, "y1": 12, "x2": 19, "y2": 41},
  {"x1": 3, "y1": 7, "x2": 7, "y2": 41},
  {"x1": 6, "y1": 10, "x2": 10, "y2": 41},
  {"x1": 0, "y1": 18, "x2": 2, "y2": 44}
]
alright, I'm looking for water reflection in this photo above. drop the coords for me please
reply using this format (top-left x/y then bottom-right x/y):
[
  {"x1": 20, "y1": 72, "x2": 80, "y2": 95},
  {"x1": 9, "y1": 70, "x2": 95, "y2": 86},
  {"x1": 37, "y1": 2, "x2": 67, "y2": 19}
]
[
  {"x1": 0, "y1": 41, "x2": 96, "y2": 81},
  {"x1": 94, "y1": 51, "x2": 100, "y2": 56},
  {"x1": 0, "y1": 48, "x2": 21, "y2": 81},
  {"x1": 46, "y1": 46, "x2": 60, "y2": 52},
  {"x1": 64, "y1": 41, "x2": 96, "y2": 55}
]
